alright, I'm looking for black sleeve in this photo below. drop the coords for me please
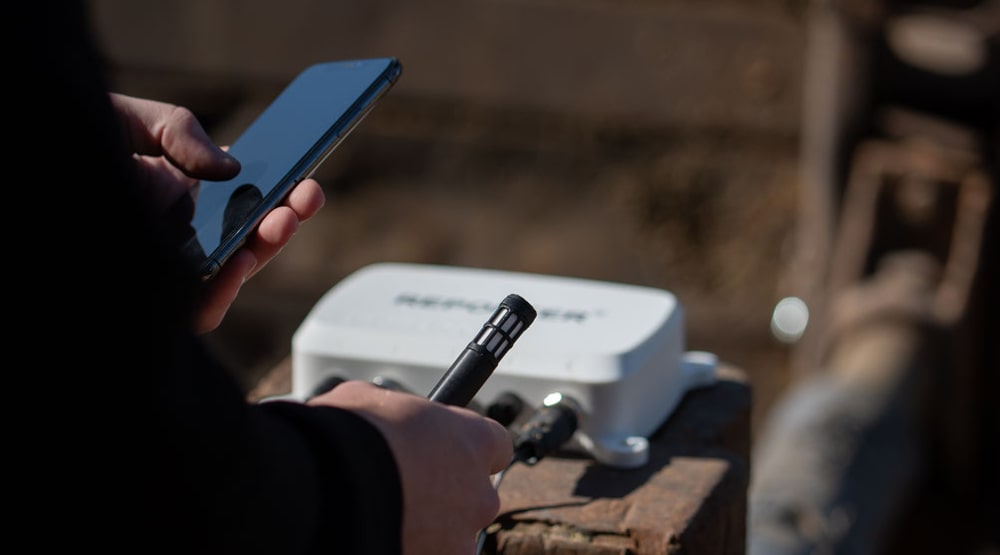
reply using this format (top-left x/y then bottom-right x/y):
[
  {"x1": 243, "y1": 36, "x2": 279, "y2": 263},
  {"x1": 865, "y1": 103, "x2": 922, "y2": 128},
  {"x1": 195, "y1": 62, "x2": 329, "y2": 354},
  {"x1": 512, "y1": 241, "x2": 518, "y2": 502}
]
[
  {"x1": 144, "y1": 336, "x2": 404, "y2": 555},
  {"x1": 11, "y1": 3, "x2": 402, "y2": 553}
]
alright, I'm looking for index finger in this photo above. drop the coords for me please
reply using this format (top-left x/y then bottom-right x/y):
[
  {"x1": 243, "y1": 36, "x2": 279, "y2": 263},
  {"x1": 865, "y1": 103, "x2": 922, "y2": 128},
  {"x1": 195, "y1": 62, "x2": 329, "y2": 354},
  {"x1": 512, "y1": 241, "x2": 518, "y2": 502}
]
[
  {"x1": 486, "y1": 417, "x2": 515, "y2": 473},
  {"x1": 454, "y1": 408, "x2": 514, "y2": 474}
]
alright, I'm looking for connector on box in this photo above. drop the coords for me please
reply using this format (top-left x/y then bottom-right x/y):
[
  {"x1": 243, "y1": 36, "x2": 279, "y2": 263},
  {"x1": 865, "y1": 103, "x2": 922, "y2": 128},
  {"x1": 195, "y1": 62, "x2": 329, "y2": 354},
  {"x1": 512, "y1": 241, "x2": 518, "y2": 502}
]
[{"x1": 513, "y1": 392, "x2": 581, "y2": 465}]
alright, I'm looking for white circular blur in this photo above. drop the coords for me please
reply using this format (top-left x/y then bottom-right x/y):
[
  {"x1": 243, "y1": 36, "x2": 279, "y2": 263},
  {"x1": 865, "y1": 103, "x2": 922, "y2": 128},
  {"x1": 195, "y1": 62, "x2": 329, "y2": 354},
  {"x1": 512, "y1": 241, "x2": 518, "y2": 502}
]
[{"x1": 771, "y1": 296, "x2": 809, "y2": 343}]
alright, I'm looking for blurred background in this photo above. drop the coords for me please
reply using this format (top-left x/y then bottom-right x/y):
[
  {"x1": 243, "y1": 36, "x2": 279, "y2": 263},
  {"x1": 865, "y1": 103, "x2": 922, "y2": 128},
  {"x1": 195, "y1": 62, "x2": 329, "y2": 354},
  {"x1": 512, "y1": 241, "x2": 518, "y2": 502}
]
[
  {"x1": 90, "y1": 0, "x2": 997, "y2": 553},
  {"x1": 90, "y1": 0, "x2": 805, "y2": 435}
]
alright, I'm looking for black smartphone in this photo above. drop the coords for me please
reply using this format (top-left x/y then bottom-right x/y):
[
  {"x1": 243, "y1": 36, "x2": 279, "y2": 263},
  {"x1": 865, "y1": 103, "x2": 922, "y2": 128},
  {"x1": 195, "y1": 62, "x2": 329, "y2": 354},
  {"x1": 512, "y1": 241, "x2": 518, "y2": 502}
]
[{"x1": 176, "y1": 57, "x2": 402, "y2": 280}]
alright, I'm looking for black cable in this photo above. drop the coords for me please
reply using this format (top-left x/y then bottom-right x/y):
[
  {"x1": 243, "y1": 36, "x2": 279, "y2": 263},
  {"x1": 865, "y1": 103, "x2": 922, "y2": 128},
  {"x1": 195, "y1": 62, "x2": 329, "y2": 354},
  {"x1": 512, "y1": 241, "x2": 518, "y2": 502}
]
[{"x1": 476, "y1": 392, "x2": 582, "y2": 555}]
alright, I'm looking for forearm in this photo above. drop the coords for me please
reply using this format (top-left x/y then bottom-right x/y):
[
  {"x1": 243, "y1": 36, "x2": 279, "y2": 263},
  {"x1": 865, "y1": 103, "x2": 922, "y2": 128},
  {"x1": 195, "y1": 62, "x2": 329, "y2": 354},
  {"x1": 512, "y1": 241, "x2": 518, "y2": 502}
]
[{"x1": 149, "y1": 340, "x2": 403, "y2": 554}]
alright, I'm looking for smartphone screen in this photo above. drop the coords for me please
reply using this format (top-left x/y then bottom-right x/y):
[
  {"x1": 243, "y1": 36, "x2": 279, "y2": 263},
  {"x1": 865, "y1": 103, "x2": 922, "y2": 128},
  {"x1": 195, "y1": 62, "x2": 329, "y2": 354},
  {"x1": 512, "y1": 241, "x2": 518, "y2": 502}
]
[{"x1": 176, "y1": 57, "x2": 402, "y2": 280}]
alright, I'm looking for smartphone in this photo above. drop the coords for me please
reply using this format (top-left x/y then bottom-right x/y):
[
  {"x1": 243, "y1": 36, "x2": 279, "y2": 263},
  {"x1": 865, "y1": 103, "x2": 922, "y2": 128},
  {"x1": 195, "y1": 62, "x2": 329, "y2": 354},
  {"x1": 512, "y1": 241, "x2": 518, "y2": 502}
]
[{"x1": 175, "y1": 57, "x2": 403, "y2": 280}]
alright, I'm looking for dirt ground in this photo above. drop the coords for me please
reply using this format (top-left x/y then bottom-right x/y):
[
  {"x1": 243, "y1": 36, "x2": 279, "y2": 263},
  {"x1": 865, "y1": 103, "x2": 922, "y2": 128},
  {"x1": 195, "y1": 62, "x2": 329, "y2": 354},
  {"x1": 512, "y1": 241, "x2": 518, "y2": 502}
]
[{"x1": 94, "y1": 0, "x2": 808, "y2": 436}]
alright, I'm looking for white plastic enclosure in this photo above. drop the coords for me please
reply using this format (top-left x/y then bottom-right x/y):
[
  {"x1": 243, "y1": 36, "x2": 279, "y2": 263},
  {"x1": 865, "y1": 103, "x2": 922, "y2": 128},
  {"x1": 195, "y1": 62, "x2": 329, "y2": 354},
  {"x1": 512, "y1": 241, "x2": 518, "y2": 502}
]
[{"x1": 291, "y1": 262, "x2": 717, "y2": 468}]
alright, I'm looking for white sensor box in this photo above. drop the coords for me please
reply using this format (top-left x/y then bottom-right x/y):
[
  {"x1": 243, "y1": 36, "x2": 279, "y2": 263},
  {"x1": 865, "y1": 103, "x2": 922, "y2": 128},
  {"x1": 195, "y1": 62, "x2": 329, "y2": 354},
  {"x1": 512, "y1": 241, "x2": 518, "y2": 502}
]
[{"x1": 291, "y1": 262, "x2": 717, "y2": 468}]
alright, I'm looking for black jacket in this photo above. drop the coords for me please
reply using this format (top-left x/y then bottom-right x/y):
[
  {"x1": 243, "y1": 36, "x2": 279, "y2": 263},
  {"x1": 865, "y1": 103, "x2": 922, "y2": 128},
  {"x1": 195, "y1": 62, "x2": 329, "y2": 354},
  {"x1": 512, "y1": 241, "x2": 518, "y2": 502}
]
[{"x1": 12, "y1": 3, "x2": 402, "y2": 553}]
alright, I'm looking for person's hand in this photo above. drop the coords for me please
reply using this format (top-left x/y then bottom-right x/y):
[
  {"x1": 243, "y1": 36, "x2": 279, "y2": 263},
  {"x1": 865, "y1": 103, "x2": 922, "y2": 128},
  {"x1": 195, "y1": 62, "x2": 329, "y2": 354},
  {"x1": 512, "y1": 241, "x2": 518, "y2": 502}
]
[
  {"x1": 194, "y1": 176, "x2": 324, "y2": 333},
  {"x1": 307, "y1": 381, "x2": 513, "y2": 555},
  {"x1": 109, "y1": 93, "x2": 326, "y2": 333}
]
